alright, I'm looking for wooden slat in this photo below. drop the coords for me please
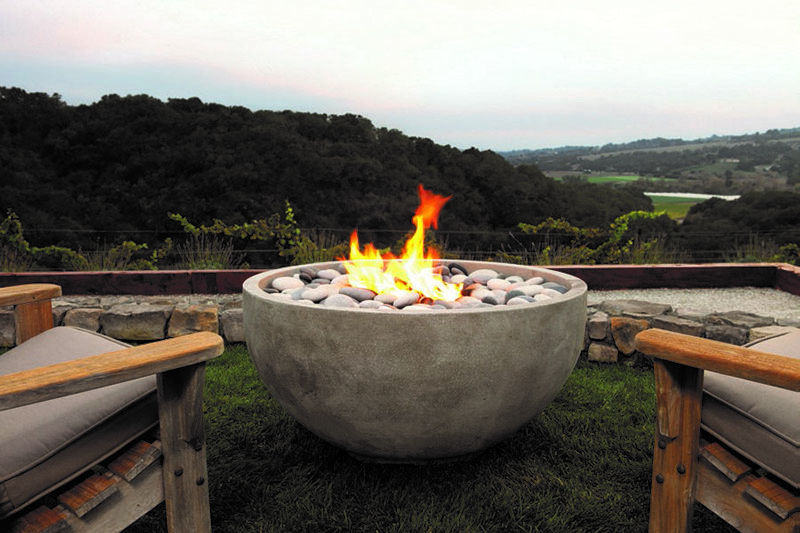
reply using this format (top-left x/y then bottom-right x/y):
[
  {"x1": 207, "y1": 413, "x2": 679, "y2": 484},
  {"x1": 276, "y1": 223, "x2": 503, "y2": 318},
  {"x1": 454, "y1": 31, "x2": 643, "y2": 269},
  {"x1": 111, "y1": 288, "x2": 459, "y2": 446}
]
[
  {"x1": 57, "y1": 473, "x2": 118, "y2": 518},
  {"x1": 700, "y1": 441, "x2": 752, "y2": 483},
  {"x1": 745, "y1": 476, "x2": 800, "y2": 520},
  {"x1": 0, "y1": 284, "x2": 62, "y2": 306},
  {"x1": 697, "y1": 466, "x2": 793, "y2": 532},
  {"x1": 635, "y1": 329, "x2": 800, "y2": 391},
  {"x1": 9, "y1": 505, "x2": 68, "y2": 533},
  {"x1": 0, "y1": 331, "x2": 224, "y2": 411},
  {"x1": 50, "y1": 460, "x2": 165, "y2": 533},
  {"x1": 108, "y1": 440, "x2": 162, "y2": 482}
]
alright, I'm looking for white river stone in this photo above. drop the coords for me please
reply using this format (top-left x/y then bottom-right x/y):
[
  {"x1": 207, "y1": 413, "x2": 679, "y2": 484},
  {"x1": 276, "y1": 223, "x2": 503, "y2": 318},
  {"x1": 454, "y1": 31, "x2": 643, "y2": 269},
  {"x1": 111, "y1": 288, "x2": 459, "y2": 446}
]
[
  {"x1": 272, "y1": 276, "x2": 305, "y2": 291},
  {"x1": 332, "y1": 274, "x2": 350, "y2": 285},
  {"x1": 470, "y1": 287, "x2": 493, "y2": 300},
  {"x1": 507, "y1": 296, "x2": 535, "y2": 305},
  {"x1": 487, "y1": 278, "x2": 510, "y2": 291},
  {"x1": 469, "y1": 269, "x2": 499, "y2": 283},
  {"x1": 358, "y1": 300, "x2": 386, "y2": 309},
  {"x1": 541, "y1": 288, "x2": 563, "y2": 298},
  {"x1": 517, "y1": 285, "x2": 544, "y2": 296},
  {"x1": 322, "y1": 294, "x2": 359, "y2": 308},
  {"x1": 456, "y1": 296, "x2": 482, "y2": 307},
  {"x1": 450, "y1": 274, "x2": 467, "y2": 284}
]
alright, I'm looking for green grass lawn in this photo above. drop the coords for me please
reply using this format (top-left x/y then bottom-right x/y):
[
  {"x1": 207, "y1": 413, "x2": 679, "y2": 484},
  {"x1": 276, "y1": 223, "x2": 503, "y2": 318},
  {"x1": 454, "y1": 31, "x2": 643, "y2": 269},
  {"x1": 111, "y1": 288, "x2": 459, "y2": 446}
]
[
  {"x1": 550, "y1": 174, "x2": 647, "y2": 184},
  {"x1": 648, "y1": 194, "x2": 700, "y2": 219},
  {"x1": 549, "y1": 174, "x2": 678, "y2": 186},
  {"x1": 584, "y1": 175, "x2": 644, "y2": 184},
  {"x1": 128, "y1": 345, "x2": 736, "y2": 532}
]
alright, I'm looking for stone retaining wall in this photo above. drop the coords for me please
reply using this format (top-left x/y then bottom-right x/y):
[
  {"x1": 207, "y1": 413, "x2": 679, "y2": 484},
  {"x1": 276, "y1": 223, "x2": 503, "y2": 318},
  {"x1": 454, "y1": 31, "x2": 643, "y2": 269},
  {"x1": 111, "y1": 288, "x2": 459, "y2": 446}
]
[
  {"x1": 585, "y1": 299, "x2": 800, "y2": 364},
  {"x1": 2, "y1": 294, "x2": 798, "y2": 354},
  {"x1": 0, "y1": 294, "x2": 244, "y2": 347}
]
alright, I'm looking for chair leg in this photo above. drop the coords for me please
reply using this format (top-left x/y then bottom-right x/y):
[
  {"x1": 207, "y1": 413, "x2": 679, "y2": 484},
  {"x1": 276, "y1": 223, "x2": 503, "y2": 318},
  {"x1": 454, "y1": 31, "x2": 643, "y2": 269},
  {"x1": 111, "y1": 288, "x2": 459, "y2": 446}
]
[
  {"x1": 649, "y1": 359, "x2": 704, "y2": 533},
  {"x1": 157, "y1": 363, "x2": 212, "y2": 533}
]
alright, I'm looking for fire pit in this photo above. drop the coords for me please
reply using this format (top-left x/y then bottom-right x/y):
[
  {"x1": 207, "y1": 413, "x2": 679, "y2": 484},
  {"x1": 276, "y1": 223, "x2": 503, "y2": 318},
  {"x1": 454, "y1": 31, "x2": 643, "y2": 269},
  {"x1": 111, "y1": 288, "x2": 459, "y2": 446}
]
[
  {"x1": 243, "y1": 186, "x2": 587, "y2": 462},
  {"x1": 243, "y1": 260, "x2": 586, "y2": 462}
]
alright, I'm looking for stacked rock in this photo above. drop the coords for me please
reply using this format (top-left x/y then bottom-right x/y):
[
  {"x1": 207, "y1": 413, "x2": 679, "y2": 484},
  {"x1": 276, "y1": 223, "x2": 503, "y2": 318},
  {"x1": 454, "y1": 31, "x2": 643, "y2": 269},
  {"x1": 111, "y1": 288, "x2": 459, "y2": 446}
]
[{"x1": 263, "y1": 263, "x2": 570, "y2": 311}]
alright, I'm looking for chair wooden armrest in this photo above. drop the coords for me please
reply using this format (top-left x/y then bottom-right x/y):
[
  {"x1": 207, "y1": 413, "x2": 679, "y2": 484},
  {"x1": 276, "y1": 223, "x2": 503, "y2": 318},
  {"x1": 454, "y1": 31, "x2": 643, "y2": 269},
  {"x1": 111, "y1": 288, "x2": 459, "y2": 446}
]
[
  {"x1": 0, "y1": 283, "x2": 63, "y2": 307},
  {"x1": 635, "y1": 329, "x2": 800, "y2": 391},
  {"x1": 0, "y1": 284, "x2": 62, "y2": 344},
  {"x1": 0, "y1": 331, "x2": 224, "y2": 411},
  {"x1": 635, "y1": 328, "x2": 800, "y2": 533}
]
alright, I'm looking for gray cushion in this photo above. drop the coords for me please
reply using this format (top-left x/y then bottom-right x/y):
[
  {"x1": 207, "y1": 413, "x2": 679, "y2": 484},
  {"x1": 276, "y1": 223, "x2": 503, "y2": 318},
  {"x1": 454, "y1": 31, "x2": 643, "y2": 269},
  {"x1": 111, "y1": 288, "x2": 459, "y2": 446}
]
[
  {"x1": 0, "y1": 327, "x2": 158, "y2": 519},
  {"x1": 702, "y1": 329, "x2": 800, "y2": 489}
]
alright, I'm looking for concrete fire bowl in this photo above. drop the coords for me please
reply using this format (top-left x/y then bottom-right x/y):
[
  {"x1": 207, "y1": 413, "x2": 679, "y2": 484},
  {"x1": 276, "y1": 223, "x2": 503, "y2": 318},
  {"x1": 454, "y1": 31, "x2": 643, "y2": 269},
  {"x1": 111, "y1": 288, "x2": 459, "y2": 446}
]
[{"x1": 243, "y1": 260, "x2": 587, "y2": 463}]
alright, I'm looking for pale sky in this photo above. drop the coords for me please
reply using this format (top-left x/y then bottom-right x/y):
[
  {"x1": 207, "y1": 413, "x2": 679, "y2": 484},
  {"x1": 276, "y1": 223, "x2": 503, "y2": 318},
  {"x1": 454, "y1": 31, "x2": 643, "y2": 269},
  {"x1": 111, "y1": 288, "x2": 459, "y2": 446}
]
[{"x1": 1, "y1": 1, "x2": 799, "y2": 150}]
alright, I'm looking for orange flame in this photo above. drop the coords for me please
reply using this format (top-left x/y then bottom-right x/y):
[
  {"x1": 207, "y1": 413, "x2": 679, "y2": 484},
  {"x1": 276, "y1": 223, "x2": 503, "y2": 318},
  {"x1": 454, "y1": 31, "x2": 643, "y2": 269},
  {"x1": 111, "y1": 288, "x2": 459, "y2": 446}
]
[{"x1": 340, "y1": 184, "x2": 463, "y2": 301}]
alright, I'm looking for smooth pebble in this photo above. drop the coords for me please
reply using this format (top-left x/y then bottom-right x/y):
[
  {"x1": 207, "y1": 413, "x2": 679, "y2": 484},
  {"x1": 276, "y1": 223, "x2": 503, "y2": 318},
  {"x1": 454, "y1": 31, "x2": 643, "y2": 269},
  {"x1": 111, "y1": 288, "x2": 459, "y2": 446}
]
[
  {"x1": 542, "y1": 282, "x2": 569, "y2": 294},
  {"x1": 317, "y1": 269, "x2": 342, "y2": 280},
  {"x1": 487, "y1": 278, "x2": 510, "y2": 291},
  {"x1": 507, "y1": 296, "x2": 535, "y2": 305},
  {"x1": 469, "y1": 269, "x2": 499, "y2": 282},
  {"x1": 340, "y1": 286, "x2": 377, "y2": 302},
  {"x1": 301, "y1": 286, "x2": 331, "y2": 302},
  {"x1": 393, "y1": 292, "x2": 420, "y2": 309},
  {"x1": 269, "y1": 263, "x2": 571, "y2": 312},
  {"x1": 375, "y1": 293, "x2": 398, "y2": 305},
  {"x1": 322, "y1": 294, "x2": 359, "y2": 308},
  {"x1": 358, "y1": 300, "x2": 385, "y2": 309},
  {"x1": 272, "y1": 276, "x2": 305, "y2": 291}
]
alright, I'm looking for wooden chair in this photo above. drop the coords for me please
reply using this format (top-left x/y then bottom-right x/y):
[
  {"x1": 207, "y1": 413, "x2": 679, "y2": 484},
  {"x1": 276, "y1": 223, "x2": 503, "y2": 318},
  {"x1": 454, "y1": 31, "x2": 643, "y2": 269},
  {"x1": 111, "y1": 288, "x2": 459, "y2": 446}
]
[
  {"x1": 0, "y1": 284, "x2": 224, "y2": 532},
  {"x1": 635, "y1": 328, "x2": 800, "y2": 532}
]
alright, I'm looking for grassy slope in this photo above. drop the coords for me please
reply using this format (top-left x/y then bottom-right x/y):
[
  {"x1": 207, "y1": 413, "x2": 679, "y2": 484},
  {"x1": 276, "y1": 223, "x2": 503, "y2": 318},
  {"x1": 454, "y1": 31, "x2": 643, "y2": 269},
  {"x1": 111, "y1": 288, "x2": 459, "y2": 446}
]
[{"x1": 127, "y1": 345, "x2": 735, "y2": 533}]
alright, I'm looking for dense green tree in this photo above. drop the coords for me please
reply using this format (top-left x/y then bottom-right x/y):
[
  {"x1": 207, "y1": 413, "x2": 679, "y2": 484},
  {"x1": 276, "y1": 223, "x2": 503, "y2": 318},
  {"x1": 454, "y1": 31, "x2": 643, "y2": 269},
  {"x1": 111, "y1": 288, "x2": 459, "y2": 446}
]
[
  {"x1": 678, "y1": 191, "x2": 800, "y2": 261},
  {"x1": 1, "y1": 87, "x2": 652, "y2": 256}
]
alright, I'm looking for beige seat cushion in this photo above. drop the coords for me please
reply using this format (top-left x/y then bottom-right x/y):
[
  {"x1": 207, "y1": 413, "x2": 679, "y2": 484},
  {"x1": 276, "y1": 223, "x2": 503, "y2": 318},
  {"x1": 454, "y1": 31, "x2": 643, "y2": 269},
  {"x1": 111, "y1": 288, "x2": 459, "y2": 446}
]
[
  {"x1": 701, "y1": 329, "x2": 800, "y2": 489},
  {"x1": 0, "y1": 327, "x2": 158, "y2": 519}
]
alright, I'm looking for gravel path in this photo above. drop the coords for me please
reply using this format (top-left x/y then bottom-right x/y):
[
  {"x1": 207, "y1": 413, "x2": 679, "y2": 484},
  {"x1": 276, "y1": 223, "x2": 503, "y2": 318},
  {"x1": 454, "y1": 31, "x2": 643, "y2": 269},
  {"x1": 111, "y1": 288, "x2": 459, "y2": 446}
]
[{"x1": 588, "y1": 287, "x2": 800, "y2": 322}]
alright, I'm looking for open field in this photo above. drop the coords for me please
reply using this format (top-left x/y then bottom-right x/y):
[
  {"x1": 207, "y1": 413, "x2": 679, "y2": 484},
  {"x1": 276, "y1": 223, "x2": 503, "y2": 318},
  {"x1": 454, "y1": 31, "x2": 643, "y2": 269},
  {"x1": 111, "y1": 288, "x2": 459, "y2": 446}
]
[
  {"x1": 645, "y1": 192, "x2": 740, "y2": 220},
  {"x1": 584, "y1": 174, "x2": 642, "y2": 184},
  {"x1": 647, "y1": 194, "x2": 700, "y2": 219},
  {"x1": 547, "y1": 173, "x2": 675, "y2": 185}
]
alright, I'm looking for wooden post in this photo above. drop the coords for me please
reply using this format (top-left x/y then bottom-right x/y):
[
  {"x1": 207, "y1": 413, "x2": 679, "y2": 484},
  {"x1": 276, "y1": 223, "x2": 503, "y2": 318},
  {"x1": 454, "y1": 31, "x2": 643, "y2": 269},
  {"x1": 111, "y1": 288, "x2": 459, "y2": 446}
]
[
  {"x1": 0, "y1": 284, "x2": 61, "y2": 346},
  {"x1": 649, "y1": 358, "x2": 704, "y2": 533},
  {"x1": 15, "y1": 299, "x2": 54, "y2": 345},
  {"x1": 157, "y1": 363, "x2": 212, "y2": 533}
]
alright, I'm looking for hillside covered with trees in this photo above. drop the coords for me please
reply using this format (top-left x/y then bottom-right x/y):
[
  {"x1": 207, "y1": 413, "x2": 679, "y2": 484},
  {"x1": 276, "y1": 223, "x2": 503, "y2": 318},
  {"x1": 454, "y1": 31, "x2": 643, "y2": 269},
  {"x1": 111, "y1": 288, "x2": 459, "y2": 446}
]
[
  {"x1": 1, "y1": 87, "x2": 649, "y2": 253},
  {"x1": 2, "y1": 87, "x2": 799, "y2": 267},
  {"x1": 502, "y1": 128, "x2": 800, "y2": 195}
]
